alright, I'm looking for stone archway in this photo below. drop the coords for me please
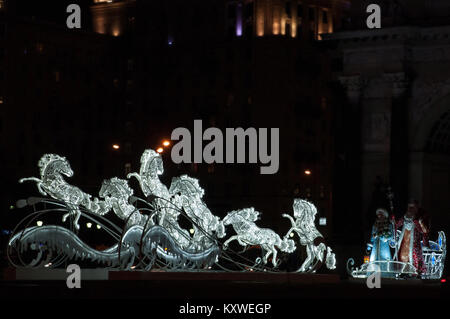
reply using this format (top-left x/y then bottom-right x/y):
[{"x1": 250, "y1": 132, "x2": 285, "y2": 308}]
[{"x1": 409, "y1": 94, "x2": 450, "y2": 234}]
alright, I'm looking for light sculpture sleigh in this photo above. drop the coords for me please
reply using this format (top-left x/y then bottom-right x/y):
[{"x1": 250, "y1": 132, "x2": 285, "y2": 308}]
[
  {"x1": 347, "y1": 231, "x2": 446, "y2": 280},
  {"x1": 8, "y1": 150, "x2": 336, "y2": 273}
]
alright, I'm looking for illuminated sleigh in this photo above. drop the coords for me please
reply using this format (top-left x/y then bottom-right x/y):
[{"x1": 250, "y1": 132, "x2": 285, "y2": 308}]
[{"x1": 347, "y1": 231, "x2": 446, "y2": 280}]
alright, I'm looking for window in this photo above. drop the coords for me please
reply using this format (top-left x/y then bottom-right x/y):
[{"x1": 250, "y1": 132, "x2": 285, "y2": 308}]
[
  {"x1": 322, "y1": 10, "x2": 328, "y2": 24},
  {"x1": 127, "y1": 79, "x2": 133, "y2": 90},
  {"x1": 127, "y1": 59, "x2": 134, "y2": 71},
  {"x1": 36, "y1": 43, "x2": 44, "y2": 53},
  {"x1": 297, "y1": 24, "x2": 303, "y2": 38},
  {"x1": 244, "y1": 3, "x2": 253, "y2": 19},
  {"x1": 245, "y1": 24, "x2": 253, "y2": 38},
  {"x1": 286, "y1": 23, "x2": 291, "y2": 37},
  {"x1": 309, "y1": 7, "x2": 315, "y2": 21},
  {"x1": 285, "y1": 1, "x2": 291, "y2": 17},
  {"x1": 297, "y1": 3, "x2": 303, "y2": 17}
]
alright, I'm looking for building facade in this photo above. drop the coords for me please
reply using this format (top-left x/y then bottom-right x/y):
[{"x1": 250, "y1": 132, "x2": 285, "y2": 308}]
[{"x1": 325, "y1": 0, "x2": 450, "y2": 238}]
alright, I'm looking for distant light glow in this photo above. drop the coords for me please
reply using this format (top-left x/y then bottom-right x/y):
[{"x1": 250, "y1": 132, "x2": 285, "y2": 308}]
[
  {"x1": 319, "y1": 217, "x2": 327, "y2": 226},
  {"x1": 442, "y1": 279, "x2": 447, "y2": 283},
  {"x1": 156, "y1": 147, "x2": 163, "y2": 153},
  {"x1": 96, "y1": 224, "x2": 101, "y2": 229},
  {"x1": 189, "y1": 228, "x2": 195, "y2": 235},
  {"x1": 304, "y1": 170, "x2": 311, "y2": 175},
  {"x1": 162, "y1": 140, "x2": 170, "y2": 147},
  {"x1": 86, "y1": 222, "x2": 92, "y2": 229},
  {"x1": 236, "y1": 3, "x2": 243, "y2": 36},
  {"x1": 36, "y1": 221, "x2": 43, "y2": 227},
  {"x1": 112, "y1": 144, "x2": 120, "y2": 150}
]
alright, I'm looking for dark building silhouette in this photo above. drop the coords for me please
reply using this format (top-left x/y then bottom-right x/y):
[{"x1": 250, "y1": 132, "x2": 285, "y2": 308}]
[{"x1": 89, "y1": 0, "x2": 350, "y2": 238}]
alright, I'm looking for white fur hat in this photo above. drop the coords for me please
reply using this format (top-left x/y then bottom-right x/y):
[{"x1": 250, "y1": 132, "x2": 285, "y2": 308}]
[{"x1": 376, "y1": 208, "x2": 389, "y2": 217}]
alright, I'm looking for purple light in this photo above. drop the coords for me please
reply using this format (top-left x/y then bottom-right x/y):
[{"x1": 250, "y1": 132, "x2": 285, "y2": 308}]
[{"x1": 236, "y1": 3, "x2": 243, "y2": 37}]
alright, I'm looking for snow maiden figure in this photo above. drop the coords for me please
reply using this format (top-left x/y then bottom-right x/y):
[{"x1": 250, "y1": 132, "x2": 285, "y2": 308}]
[{"x1": 367, "y1": 208, "x2": 394, "y2": 269}]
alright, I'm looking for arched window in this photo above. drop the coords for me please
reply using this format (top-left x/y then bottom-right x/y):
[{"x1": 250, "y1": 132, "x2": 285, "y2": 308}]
[{"x1": 427, "y1": 111, "x2": 450, "y2": 154}]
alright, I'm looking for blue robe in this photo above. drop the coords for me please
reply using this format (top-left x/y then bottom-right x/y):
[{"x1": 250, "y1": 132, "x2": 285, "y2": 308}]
[{"x1": 369, "y1": 223, "x2": 394, "y2": 265}]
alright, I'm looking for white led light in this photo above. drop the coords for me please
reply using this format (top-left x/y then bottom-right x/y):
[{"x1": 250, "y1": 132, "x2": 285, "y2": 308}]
[
  {"x1": 282, "y1": 199, "x2": 336, "y2": 272},
  {"x1": 12, "y1": 150, "x2": 346, "y2": 274}
]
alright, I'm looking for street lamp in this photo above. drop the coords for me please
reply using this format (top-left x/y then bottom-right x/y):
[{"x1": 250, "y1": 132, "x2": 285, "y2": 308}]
[
  {"x1": 162, "y1": 140, "x2": 170, "y2": 147},
  {"x1": 304, "y1": 169, "x2": 311, "y2": 175},
  {"x1": 156, "y1": 147, "x2": 164, "y2": 153},
  {"x1": 112, "y1": 144, "x2": 120, "y2": 150}
]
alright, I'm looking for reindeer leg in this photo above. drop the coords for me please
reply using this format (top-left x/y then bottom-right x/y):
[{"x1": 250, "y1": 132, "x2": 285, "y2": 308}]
[
  {"x1": 73, "y1": 209, "x2": 81, "y2": 230},
  {"x1": 223, "y1": 235, "x2": 239, "y2": 250},
  {"x1": 36, "y1": 183, "x2": 47, "y2": 196},
  {"x1": 263, "y1": 245, "x2": 272, "y2": 265},
  {"x1": 299, "y1": 245, "x2": 313, "y2": 272},
  {"x1": 62, "y1": 207, "x2": 81, "y2": 230},
  {"x1": 272, "y1": 248, "x2": 279, "y2": 267},
  {"x1": 20, "y1": 178, "x2": 47, "y2": 195}
]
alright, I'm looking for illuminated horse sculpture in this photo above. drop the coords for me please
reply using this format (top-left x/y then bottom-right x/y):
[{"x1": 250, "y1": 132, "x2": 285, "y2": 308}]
[
  {"x1": 170, "y1": 175, "x2": 226, "y2": 250},
  {"x1": 283, "y1": 199, "x2": 336, "y2": 272},
  {"x1": 223, "y1": 208, "x2": 296, "y2": 267},
  {"x1": 19, "y1": 154, "x2": 111, "y2": 230},
  {"x1": 127, "y1": 149, "x2": 191, "y2": 249},
  {"x1": 12, "y1": 154, "x2": 220, "y2": 270},
  {"x1": 99, "y1": 177, "x2": 146, "y2": 228}
]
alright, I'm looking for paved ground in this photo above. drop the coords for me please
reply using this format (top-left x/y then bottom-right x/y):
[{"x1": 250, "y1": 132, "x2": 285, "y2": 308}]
[
  {"x1": 1, "y1": 275, "x2": 447, "y2": 317},
  {"x1": 1, "y1": 276, "x2": 448, "y2": 299}
]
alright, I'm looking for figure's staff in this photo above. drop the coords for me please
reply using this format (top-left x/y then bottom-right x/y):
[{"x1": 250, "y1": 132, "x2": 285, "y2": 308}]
[{"x1": 387, "y1": 186, "x2": 398, "y2": 261}]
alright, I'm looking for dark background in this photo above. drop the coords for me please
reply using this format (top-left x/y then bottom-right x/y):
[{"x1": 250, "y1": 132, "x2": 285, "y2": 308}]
[{"x1": 1, "y1": 0, "x2": 450, "y2": 278}]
